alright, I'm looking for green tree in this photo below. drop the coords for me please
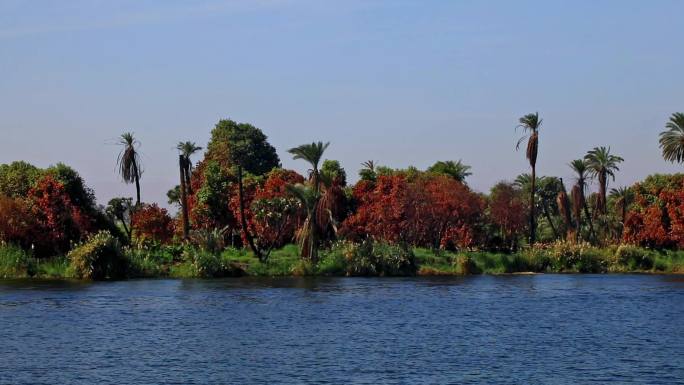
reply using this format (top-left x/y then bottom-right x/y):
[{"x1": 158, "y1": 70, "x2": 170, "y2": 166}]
[
  {"x1": 222, "y1": 120, "x2": 280, "y2": 261},
  {"x1": 288, "y1": 141, "x2": 329, "y2": 262},
  {"x1": 584, "y1": 146, "x2": 624, "y2": 216},
  {"x1": 116, "y1": 132, "x2": 143, "y2": 206},
  {"x1": 359, "y1": 160, "x2": 377, "y2": 182},
  {"x1": 659, "y1": 112, "x2": 684, "y2": 164},
  {"x1": 0, "y1": 161, "x2": 42, "y2": 198},
  {"x1": 516, "y1": 112, "x2": 542, "y2": 244},
  {"x1": 321, "y1": 160, "x2": 347, "y2": 186},
  {"x1": 106, "y1": 197, "x2": 134, "y2": 240},
  {"x1": 427, "y1": 160, "x2": 472, "y2": 183}
]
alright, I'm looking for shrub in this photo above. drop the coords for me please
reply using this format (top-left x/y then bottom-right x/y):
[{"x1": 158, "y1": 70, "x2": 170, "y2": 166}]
[
  {"x1": 544, "y1": 241, "x2": 607, "y2": 273},
  {"x1": 614, "y1": 244, "x2": 655, "y2": 271},
  {"x1": 68, "y1": 231, "x2": 127, "y2": 280},
  {"x1": 183, "y1": 247, "x2": 243, "y2": 278},
  {"x1": 342, "y1": 239, "x2": 416, "y2": 276}
]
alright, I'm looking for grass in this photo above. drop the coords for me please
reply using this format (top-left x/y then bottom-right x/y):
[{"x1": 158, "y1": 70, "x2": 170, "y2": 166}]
[{"x1": 2, "y1": 241, "x2": 684, "y2": 280}]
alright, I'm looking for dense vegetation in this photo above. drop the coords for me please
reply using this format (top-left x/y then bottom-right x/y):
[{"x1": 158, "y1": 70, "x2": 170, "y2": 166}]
[{"x1": 2, "y1": 114, "x2": 684, "y2": 280}]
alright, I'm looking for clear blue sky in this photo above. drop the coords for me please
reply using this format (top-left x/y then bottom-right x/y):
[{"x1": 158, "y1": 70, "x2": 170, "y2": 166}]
[{"x1": 1, "y1": 0, "x2": 683, "y2": 209}]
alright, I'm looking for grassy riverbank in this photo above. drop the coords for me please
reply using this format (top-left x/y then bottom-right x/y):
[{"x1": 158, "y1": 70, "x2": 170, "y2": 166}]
[{"x1": 2, "y1": 240, "x2": 684, "y2": 280}]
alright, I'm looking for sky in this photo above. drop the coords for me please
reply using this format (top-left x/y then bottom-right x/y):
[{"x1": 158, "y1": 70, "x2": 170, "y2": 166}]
[{"x1": 1, "y1": 0, "x2": 683, "y2": 209}]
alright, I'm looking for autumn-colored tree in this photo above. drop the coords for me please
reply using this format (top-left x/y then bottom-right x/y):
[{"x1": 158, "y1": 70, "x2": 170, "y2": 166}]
[
  {"x1": 28, "y1": 175, "x2": 92, "y2": 256},
  {"x1": 131, "y1": 203, "x2": 174, "y2": 244},
  {"x1": 0, "y1": 195, "x2": 38, "y2": 249},
  {"x1": 488, "y1": 182, "x2": 527, "y2": 250},
  {"x1": 342, "y1": 173, "x2": 483, "y2": 249},
  {"x1": 623, "y1": 174, "x2": 684, "y2": 248}
]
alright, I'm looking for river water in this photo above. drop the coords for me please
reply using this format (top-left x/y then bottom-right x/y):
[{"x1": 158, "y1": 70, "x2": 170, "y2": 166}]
[{"x1": 1, "y1": 275, "x2": 683, "y2": 384}]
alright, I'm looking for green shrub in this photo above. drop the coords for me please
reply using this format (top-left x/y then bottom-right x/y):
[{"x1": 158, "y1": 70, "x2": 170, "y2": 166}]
[
  {"x1": 318, "y1": 242, "x2": 349, "y2": 275},
  {"x1": 615, "y1": 245, "x2": 655, "y2": 271},
  {"x1": 68, "y1": 231, "x2": 127, "y2": 280},
  {"x1": 0, "y1": 243, "x2": 36, "y2": 278},
  {"x1": 183, "y1": 247, "x2": 244, "y2": 278},
  {"x1": 545, "y1": 241, "x2": 607, "y2": 273},
  {"x1": 343, "y1": 240, "x2": 416, "y2": 276}
]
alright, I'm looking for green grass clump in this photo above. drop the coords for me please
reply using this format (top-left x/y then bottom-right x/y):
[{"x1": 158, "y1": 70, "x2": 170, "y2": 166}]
[
  {"x1": 36, "y1": 256, "x2": 69, "y2": 278},
  {"x1": 0, "y1": 243, "x2": 35, "y2": 278}
]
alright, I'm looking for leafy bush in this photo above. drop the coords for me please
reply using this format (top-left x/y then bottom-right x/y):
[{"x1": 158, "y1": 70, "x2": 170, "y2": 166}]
[
  {"x1": 614, "y1": 245, "x2": 655, "y2": 271},
  {"x1": 68, "y1": 231, "x2": 127, "y2": 280},
  {"x1": 183, "y1": 247, "x2": 243, "y2": 278},
  {"x1": 544, "y1": 241, "x2": 607, "y2": 273},
  {"x1": 0, "y1": 243, "x2": 36, "y2": 278},
  {"x1": 341, "y1": 239, "x2": 416, "y2": 276}
]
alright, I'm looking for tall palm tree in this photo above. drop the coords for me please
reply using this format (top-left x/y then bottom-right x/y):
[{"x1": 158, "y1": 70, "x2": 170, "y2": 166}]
[
  {"x1": 176, "y1": 141, "x2": 202, "y2": 239},
  {"x1": 584, "y1": 146, "x2": 624, "y2": 216},
  {"x1": 177, "y1": 141, "x2": 202, "y2": 194},
  {"x1": 516, "y1": 112, "x2": 542, "y2": 245},
  {"x1": 610, "y1": 186, "x2": 633, "y2": 239},
  {"x1": 117, "y1": 132, "x2": 142, "y2": 206},
  {"x1": 288, "y1": 141, "x2": 329, "y2": 262},
  {"x1": 569, "y1": 159, "x2": 595, "y2": 242},
  {"x1": 659, "y1": 112, "x2": 684, "y2": 164}
]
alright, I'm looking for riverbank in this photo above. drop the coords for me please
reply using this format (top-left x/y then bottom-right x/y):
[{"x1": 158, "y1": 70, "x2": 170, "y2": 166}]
[{"x1": 2, "y1": 241, "x2": 684, "y2": 280}]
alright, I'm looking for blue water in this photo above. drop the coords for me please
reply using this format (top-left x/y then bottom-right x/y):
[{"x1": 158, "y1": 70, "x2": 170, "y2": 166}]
[{"x1": 1, "y1": 275, "x2": 683, "y2": 384}]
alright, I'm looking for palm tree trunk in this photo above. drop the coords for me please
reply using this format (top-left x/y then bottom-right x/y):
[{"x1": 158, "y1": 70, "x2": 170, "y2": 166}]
[
  {"x1": 529, "y1": 165, "x2": 536, "y2": 245},
  {"x1": 542, "y1": 201, "x2": 559, "y2": 239},
  {"x1": 179, "y1": 155, "x2": 190, "y2": 240},
  {"x1": 185, "y1": 165, "x2": 193, "y2": 195},
  {"x1": 582, "y1": 193, "x2": 596, "y2": 243},
  {"x1": 237, "y1": 166, "x2": 264, "y2": 261},
  {"x1": 132, "y1": 161, "x2": 141, "y2": 206}
]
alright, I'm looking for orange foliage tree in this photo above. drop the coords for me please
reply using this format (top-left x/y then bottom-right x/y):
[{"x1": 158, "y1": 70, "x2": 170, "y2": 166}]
[{"x1": 342, "y1": 173, "x2": 484, "y2": 249}]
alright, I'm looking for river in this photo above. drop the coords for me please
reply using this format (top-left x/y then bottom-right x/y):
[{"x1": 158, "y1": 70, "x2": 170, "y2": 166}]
[{"x1": 1, "y1": 275, "x2": 683, "y2": 384}]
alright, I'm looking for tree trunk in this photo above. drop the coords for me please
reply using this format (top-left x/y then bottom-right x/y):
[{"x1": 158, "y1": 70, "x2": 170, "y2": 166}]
[
  {"x1": 185, "y1": 165, "x2": 193, "y2": 195},
  {"x1": 179, "y1": 155, "x2": 190, "y2": 240},
  {"x1": 542, "y1": 201, "x2": 559, "y2": 239},
  {"x1": 582, "y1": 192, "x2": 596, "y2": 243},
  {"x1": 529, "y1": 165, "x2": 536, "y2": 245},
  {"x1": 238, "y1": 166, "x2": 263, "y2": 261},
  {"x1": 132, "y1": 161, "x2": 141, "y2": 206}
]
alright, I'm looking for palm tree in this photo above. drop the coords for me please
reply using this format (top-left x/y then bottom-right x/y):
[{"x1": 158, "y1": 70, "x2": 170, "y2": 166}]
[
  {"x1": 117, "y1": 132, "x2": 142, "y2": 206},
  {"x1": 569, "y1": 159, "x2": 595, "y2": 242},
  {"x1": 177, "y1": 141, "x2": 202, "y2": 194},
  {"x1": 610, "y1": 186, "x2": 633, "y2": 239},
  {"x1": 286, "y1": 183, "x2": 319, "y2": 261},
  {"x1": 659, "y1": 112, "x2": 684, "y2": 163},
  {"x1": 556, "y1": 178, "x2": 574, "y2": 241},
  {"x1": 584, "y1": 146, "x2": 624, "y2": 216},
  {"x1": 427, "y1": 160, "x2": 473, "y2": 183},
  {"x1": 176, "y1": 141, "x2": 202, "y2": 239},
  {"x1": 288, "y1": 141, "x2": 329, "y2": 262},
  {"x1": 516, "y1": 112, "x2": 542, "y2": 245}
]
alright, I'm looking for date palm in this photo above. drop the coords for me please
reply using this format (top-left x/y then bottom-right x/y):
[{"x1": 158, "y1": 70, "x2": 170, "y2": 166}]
[
  {"x1": 610, "y1": 186, "x2": 633, "y2": 239},
  {"x1": 569, "y1": 159, "x2": 595, "y2": 242},
  {"x1": 177, "y1": 141, "x2": 202, "y2": 194},
  {"x1": 659, "y1": 112, "x2": 684, "y2": 164},
  {"x1": 288, "y1": 141, "x2": 329, "y2": 262},
  {"x1": 584, "y1": 147, "x2": 624, "y2": 216},
  {"x1": 516, "y1": 112, "x2": 542, "y2": 245},
  {"x1": 117, "y1": 132, "x2": 142, "y2": 206},
  {"x1": 176, "y1": 141, "x2": 202, "y2": 239}
]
